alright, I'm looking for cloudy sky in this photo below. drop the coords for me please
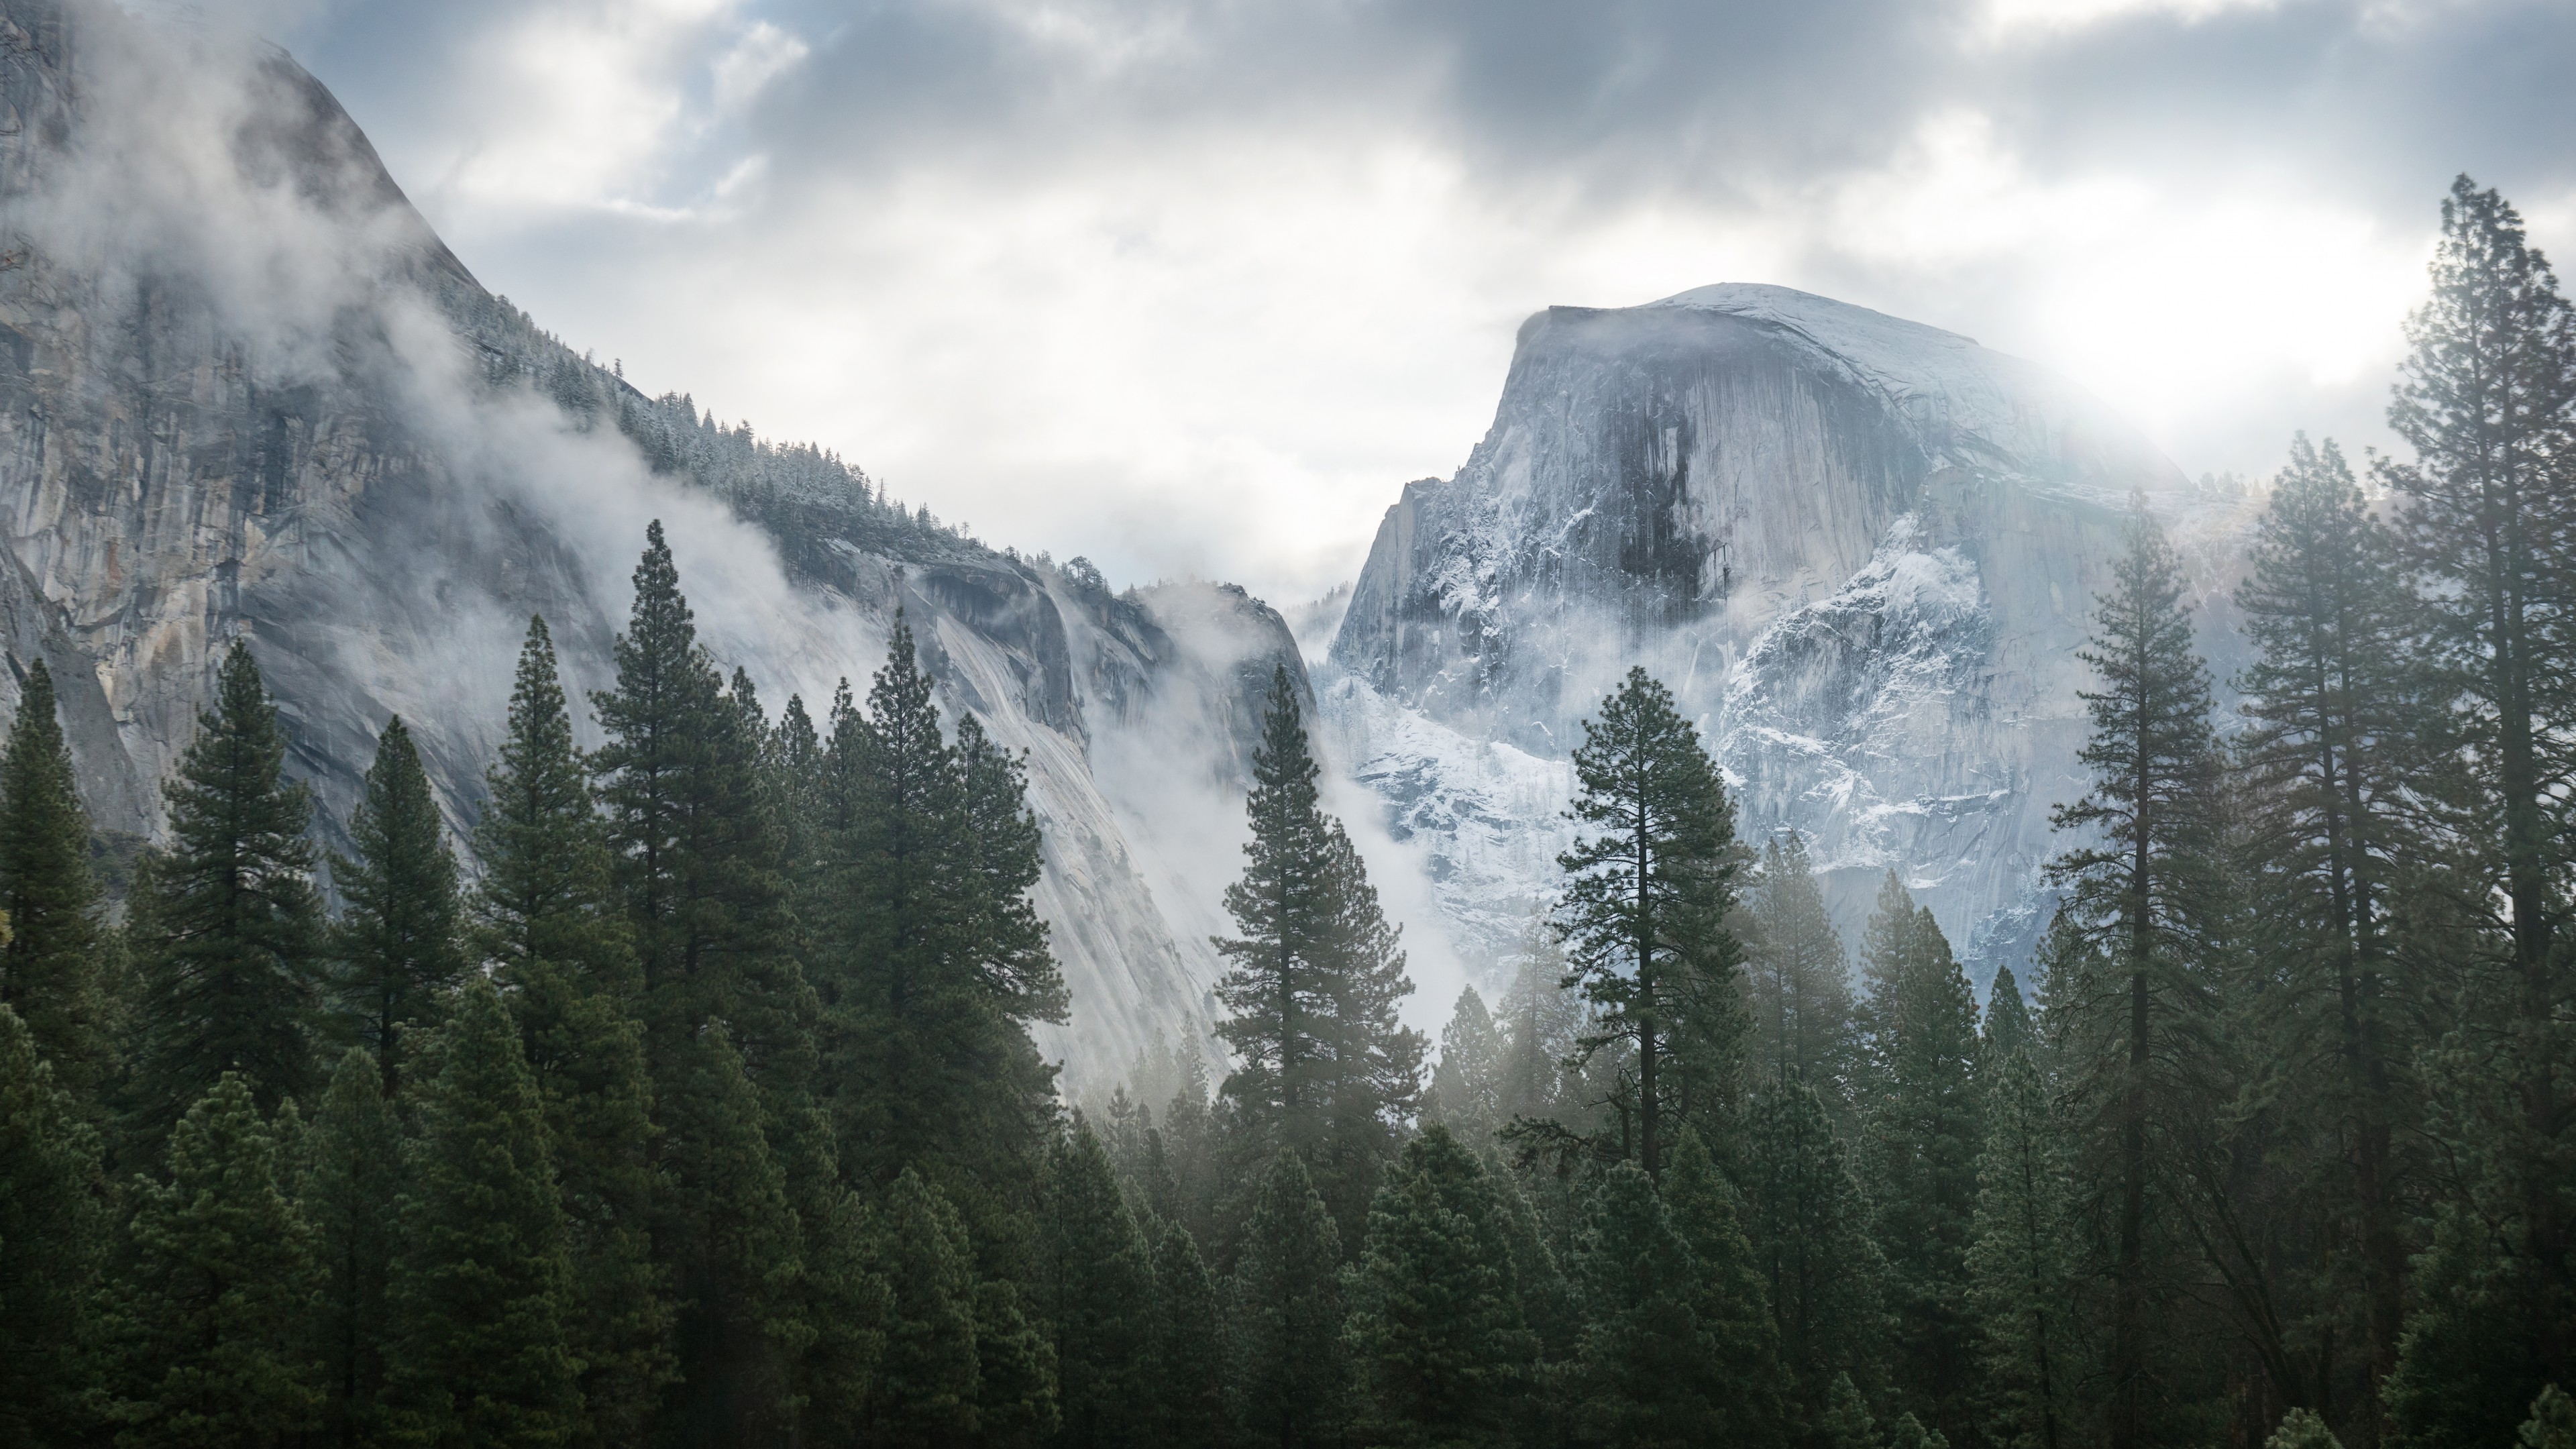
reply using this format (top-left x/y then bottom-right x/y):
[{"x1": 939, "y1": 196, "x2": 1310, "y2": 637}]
[{"x1": 244, "y1": 0, "x2": 2576, "y2": 607}]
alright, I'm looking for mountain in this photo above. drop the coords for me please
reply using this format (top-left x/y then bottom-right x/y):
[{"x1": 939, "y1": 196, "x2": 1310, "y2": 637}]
[
  {"x1": 1324, "y1": 283, "x2": 2254, "y2": 983},
  {"x1": 0, "y1": 0, "x2": 1295, "y2": 1085}
]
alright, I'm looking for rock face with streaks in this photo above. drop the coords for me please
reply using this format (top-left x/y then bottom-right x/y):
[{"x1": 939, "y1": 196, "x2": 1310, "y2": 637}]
[
  {"x1": 1327, "y1": 284, "x2": 2245, "y2": 982},
  {"x1": 0, "y1": 0, "x2": 1296, "y2": 1084}
]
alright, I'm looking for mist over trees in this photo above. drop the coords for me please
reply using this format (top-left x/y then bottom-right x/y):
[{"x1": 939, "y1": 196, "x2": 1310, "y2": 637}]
[{"x1": 6, "y1": 172, "x2": 2576, "y2": 1449}]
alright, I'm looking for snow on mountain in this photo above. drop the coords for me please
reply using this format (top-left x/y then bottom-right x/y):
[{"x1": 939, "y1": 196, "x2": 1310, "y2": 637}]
[{"x1": 1328, "y1": 284, "x2": 2252, "y2": 987}]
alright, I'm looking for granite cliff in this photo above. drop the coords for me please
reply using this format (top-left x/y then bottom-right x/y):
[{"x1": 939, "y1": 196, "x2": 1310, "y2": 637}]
[
  {"x1": 1326, "y1": 284, "x2": 2250, "y2": 982},
  {"x1": 0, "y1": 0, "x2": 1299, "y2": 1083}
]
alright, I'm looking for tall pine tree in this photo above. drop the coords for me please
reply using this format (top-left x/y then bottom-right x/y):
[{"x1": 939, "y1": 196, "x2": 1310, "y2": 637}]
[
  {"x1": 1044, "y1": 1123, "x2": 1157, "y2": 1449},
  {"x1": 2379, "y1": 176, "x2": 2576, "y2": 1447},
  {"x1": 1229, "y1": 1150, "x2": 1349, "y2": 1449},
  {"x1": 476, "y1": 614, "x2": 672, "y2": 1444},
  {"x1": 1741, "y1": 1073, "x2": 1889, "y2": 1430},
  {"x1": 2234, "y1": 434, "x2": 2428, "y2": 1447},
  {"x1": 111, "y1": 1072, "x2": 325, "y2": 1448},
  {"x1": 2047, "y1": 500, "x2": 2223, "y2": 1449},
  {"x1": 1152, "y1": 1221, "x2": 1232, "y2": 1449},
  {"x1": 1214, "y1": 665, "x2": 1424, "y2": 1249},
  {"x1": 329, "y1": 716, "x2": 466, "y2": 1095},
  {"x1": 1570, "y1": 1160, "x2": 1728, "y2": 1448},
  {"x1": 1967, "y1": 969, "x2": 2077, "y2": 1449},
  {"x1": 0, "y1": 658, "x2": 111, "y2": 1098},
  {"x1": 1556, "y1": 667, "x2": 1743, "y2": 1181},
  {"x1": 301, "y1": 1048, "x2": 402, "y2": 1449},
  {"x1": 127, "y1": 642, "x2": 327, "y2": 1134},
  {"x1": 1342, "y1": 1125, "x2": 1536, "y2": 1448},
  {"x1": 1856, "y1": 877, "x2": 1986, "y2": 1446},
  {"x1": 386, "y1": 975, "x2": 582, "y2": 1448},
  {"x1": 0, "y1": 1002, "x2": 108, "y2": 1448},
  {"x1": 1744, "y1": 832, "x2": 1856, "y2": 1118}
]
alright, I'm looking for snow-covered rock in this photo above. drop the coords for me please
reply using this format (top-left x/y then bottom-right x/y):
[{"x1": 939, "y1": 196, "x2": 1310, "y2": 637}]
[{"x1": 1329, "y1": 284, "x2": 2247, "y2": 985}]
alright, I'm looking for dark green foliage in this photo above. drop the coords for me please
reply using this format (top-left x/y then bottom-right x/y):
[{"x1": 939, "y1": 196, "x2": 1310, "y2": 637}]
[
  {"x1": 1216, "y1": 666, "x2": 1426, "y2": 1250},
  {"x1": 2047, "y1": 502, "x2": 2223, "y2": 1449},
  {"x1": 1342, "y1": 1125, "x2": 1535, "y2": 1448},
  {"x1": 654, "y1": 1022, "x2": 802, "y2": 1444},
  {"x1": 111, "y1": 1072, "x2": 324, "y2": 1448},
  {"x1": 1744, "y1": 832, "x2": 1856, "y2": 1116},
  {"x1": 475, "y1": 615, "x2": 672, "y2": 1445},
  {"x1": 1044, "y1": 1124, "x2": 1156, "y2": 1449},
  {"x1": 1663, "y1": 1128, "x2": 1785, "y2": 1448},
  {"x1": 386, "y1": 977, "x2": 581, "y2": 1448},
  {"x1": 865, "y1": 1168, "x2": 985, "y2": 1448},
  {"x1": 1967, "y1": 979, "x2": 2076, "y2": 1449},
  {"x1": 0, "y1": 1002, "x2": 108, "y2": 1446},
  {"x1": 1230, "y1": 1150, "x2": 1348, "y2": 1449},
  {"x1": 1740, "y1": 1074, "x2": 1887, "y2": 1429},
  {"x1": 1428, "y1": 985, "x2": 1505, "y2": 1143},
  {"x1": 2379, "y1": 176, "x2": 2576, "y2": 1444},
  {"x1": 790, "y1": 1178, "x2": 892, "y2": 1444},
  {"x1": 1151, "y1": 1222, "x2": 1232, "y2": 1449},
  {"x1": 0, "y1": 659, "x2": 111, "y2": 1097},
  {"x1": 970, "y1": 1276, "x2": 1059, "y2": 1449},
  {"x1": 1556, "y1": 666, "x2": 1743, "y2": 1181},
  {"x1": 1821, "y1": 1372, "x2": 1878, "y2": 1449},
  {"x1": 1570, "y1": 1161, "x2": 1726, "y2": 1448},
  {"x1": 2521, "y1": 1387, "x2": 2576, "y2": 1449},
  {"x1": 329, "y1": 716, "x2": 466, "y2": 1096},
  {"x1": 1856, "y1": 877, "x2": 1984, "y2": 1445},
  {"x1": 302, "y1": 1049, "x2": 402, "y2": 1448},
  {"x1": 2270, "y1": 1407, "x2": 2345, "y2": 1449},
  {"x1": 128, "y1": 643, "x2": 327, "y2": 1132},
  {"x1": 816, "y1": 616, "x2": 1065, "y2": 1207},
  {"x1": 2231, "y1": 433, "x2": 2430, "y2": 1447}
]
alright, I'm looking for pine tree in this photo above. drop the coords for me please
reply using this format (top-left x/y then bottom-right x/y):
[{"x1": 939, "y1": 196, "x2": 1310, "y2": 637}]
[
  {"x1": 820, "y1": 617, "x2": 1063, "y2": 1205},
  {"x1": 302, "y1": 1049, "x2": 402, "y2": 1448},
  {"x1": 2234, "y1": 433, "x2": 2428, "y2": 1446},
  {"x1": 1428, "y1": 985, "x2": 1505, "y2": 1144},
  {"x1": 1663, "y1": 1127, "x2": 1786, "y2": 1448},
  {"x1": 865, "y1": 1167, "x2": 985, "y2": 1448},
  {"x1": 970, "y1": 1275, "x2": 1059, "y2": 1449},
  {"x1": 386, "y1": 976, "x2": 581, "y2": 1448},
  {"x1": 1570, "y1": 1160, "x2": 1726, "y2": 1448},
  {"x1": 2271, "y1": 1407, "x2": 2347, "y2": 1449},
  {"x1": 1967, "y1": 978, "x2": 2076, "y2": 1449},
  {"x1": 1151, "y1": 1221, "x2": 1232, "y2": 1449},
  {"x1": 1556, "y1": 666, "x2": 1743, "y2": 1180},
  {"x1": 1856, "y1": 879, "x2": 1986, "y2": 1446},
  {"x1": 655, "y1": 1022, "x2": 803, "y2": 1444},
  {"x1": 1342, "y1": 1125, "x2": 1535, "y2": 1448},
  {"x1": 2378, "y1": 177, "x2": 2576, "y2": 1444},
  {"x1": 112, "y1": 1072, "x2": 325, "y2": 1448},
  {"x1": 2522, "y1": 1387, "x2": 2576, "y2": 1449},
  {"x1": 2047, "y1": 500, "x2": 2223, "y2": 1449},
  {"x1": 1739, "y1": 1074, "x2": 1888, "y2": 1427},
  {"x1": 0, "y1": 658, "x2": 111, "y2": 1099},
  {"x1": 0, "y1": 1002, "x2": 109, "y2": 1446},
  {"x1": 1044, "y1": 1124, "x2": 1157, "y2": 1449},
  {"x1": 1214, "y1": 665, "x2": 1424, "y2": 1248},
  {"x1": 128, "y1": 642, "x2": 327, "y2": 1132},
  {"x1": 475, "y1": 614, "x2": 672, "y2": 1444},
  {"x1": 1822, "y1": 1371, "x2": 1880, "y2": 1449},
  {"x1": 789, "y1": 1176, "x2": 892, "y2": 1446},
  {"x1": 329, "y1": 716, "x2": 466, "y2": 1096},
  {"x1": 1744, "y1": 832, "x2": 1856, "y2": 1115},
  {"x1": 1229, "y1": 1150, "x2": 1349, "y2": 1449}
]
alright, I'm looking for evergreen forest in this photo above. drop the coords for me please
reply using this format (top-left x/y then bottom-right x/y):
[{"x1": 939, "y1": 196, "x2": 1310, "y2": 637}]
[{"x1": 8, "y1": 175, "x2": 2576, "y2": 1449}]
